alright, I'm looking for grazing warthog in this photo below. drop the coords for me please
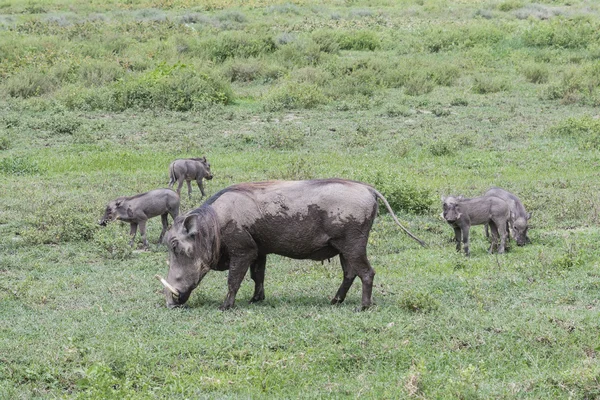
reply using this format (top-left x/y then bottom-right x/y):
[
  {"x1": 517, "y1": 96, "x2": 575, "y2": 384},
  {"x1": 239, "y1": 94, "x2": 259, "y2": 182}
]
[
  {"x1": 156, "y1": 179, "x2": 426, "y2": 310},
  {"x1": 99, "y1": 189, "x2": 180, "y2": 248},
  {"x1": 442, "y1": 195, "x2": 510, "y2": 256},
  {"x1": 484, "y1": 187, "x2": 531, "y2": 246},
  {"x1": 168, "y1": 157, "x2": 213, "y2": 199}
]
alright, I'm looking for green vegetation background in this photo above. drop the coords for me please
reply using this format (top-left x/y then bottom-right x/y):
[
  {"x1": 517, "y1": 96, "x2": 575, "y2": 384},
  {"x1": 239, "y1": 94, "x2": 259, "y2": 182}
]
[{"x1": 1, "y1": 0, "x2": 600, "y2": 398}]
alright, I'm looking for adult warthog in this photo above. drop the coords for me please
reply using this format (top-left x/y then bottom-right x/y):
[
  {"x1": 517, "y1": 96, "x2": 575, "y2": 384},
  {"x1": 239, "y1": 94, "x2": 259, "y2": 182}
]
[
  {"x1": 99, "y1": 189, "x2": 180, "y2": 248},
  {"x1": 484, "y1": 187, "x2": 531, "y2": 246},
  {"x1": 168, "y1": 157, "x2": 213, "y2": 199},
  {"x1": 442, "y1": 195, "x2": 510, "y2": 256},
  {"x1": 156, "y1": 179, "x2": 426, "y2": 310}
]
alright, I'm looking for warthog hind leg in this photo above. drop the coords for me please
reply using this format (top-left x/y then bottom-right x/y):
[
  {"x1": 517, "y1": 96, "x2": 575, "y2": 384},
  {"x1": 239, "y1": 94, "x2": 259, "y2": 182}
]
[{"x1": 249, "y1": 255, "x2": 266, "y2": 303}]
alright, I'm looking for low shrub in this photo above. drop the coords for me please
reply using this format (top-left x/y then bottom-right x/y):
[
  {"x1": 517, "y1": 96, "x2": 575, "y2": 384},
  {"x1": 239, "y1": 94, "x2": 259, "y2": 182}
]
[
  {"x1": 260, "y1": 125, "x2": 306, "y2": 150},
  {"x1": 61, "y1": 63, "x2": 233, "y2": 111},
  {"x1": 198, "y1": 31, "x2": 277, "y2": 62},
  {"x1": 498, "y1": 0, "x2": 523, "y2": 12},
  {"x1": 94, "y1": 223, "x2": 133, "y2": 260},
  {"x1": 78, "y1": 59, "x2": 125, "y2": 86},
  {"x1": 404, "y1": 74, "x2": 435, "y2": 96},
  {"x1": 276, "y1": 39, "x2": 324, "y2": 68},
  {"x1": 4, "y1": 68, "x2": 59, "y2": 98},
  {"x1": 472, "y1": 75, "x2": 509, "y2": 94},
  {"x1": 522, "y1": 17, "x2": 600, "y2": 49},
  {"x1": 223, "y1": 59, "x2": 266, "y2": 82},
  {"x1": 548, "y1": 115, "x2": 600, "y2": 150},
  {"x1": 429, "y1": 139, "x2": 455, "y2": 156},
  {"x1": 421, "y1": 23, "x2": 505, "y2": 53},
  {"x1": 311, "y1": 30, "x2": 341, "y2": 54},
  {"x1": 521, "y1": 63, "x2": 549, "y2": 84},
  {"x1": 398, "y1": 290, "x2": 440, "y2": 313},
  {"x1": 542, "y1": 63, "x2": 600, "y2": 105},
  {"x1": 44, "y1": 114, "x2": 82, "y2": 135},
  {"x1": 263, "y1": 82, "x2": 328, "y2": 111},
  {"x1": 21, "y1": 203, "x2": 98, "y2": 245},
  {"x1": 370, "y1": 171, "x2": 433, "y2": 215},
  {"x1": 334, "y1": 29, "x2": 381, "y2": 51},
  {"x1": 0, "y1": 131, "x2": 12, "y2": 150}
]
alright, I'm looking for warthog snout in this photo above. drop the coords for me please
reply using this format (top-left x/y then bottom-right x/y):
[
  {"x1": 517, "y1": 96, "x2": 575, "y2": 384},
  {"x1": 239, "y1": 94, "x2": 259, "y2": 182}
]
[
  {"x1": 98, "y1": 219, "x2": 107, "y2": 227},
  {"x1": 206, "y1": 173, "x2": 214, "y2": 180}
]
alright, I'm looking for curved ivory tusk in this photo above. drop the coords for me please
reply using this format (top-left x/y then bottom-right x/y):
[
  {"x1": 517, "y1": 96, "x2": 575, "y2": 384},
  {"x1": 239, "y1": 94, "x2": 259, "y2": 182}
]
[{"x1": 154, "y1": 274, "x2": 179, "y2": 297}]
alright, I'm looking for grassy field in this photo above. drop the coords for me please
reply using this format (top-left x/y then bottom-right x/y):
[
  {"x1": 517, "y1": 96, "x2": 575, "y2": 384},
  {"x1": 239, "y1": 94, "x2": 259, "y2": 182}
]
[{"x1": 2, "y1": 0, "x2": 600, "y2": 398}]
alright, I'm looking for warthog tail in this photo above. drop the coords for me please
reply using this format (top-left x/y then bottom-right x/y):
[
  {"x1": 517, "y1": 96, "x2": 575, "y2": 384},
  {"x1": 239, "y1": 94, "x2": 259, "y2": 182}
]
[
  {"x1": 168, "y1": 162, "x2": 176, "y2": 186},
  {"x1": 373, "y1": 189, "x2": 427, "y2": 247}
]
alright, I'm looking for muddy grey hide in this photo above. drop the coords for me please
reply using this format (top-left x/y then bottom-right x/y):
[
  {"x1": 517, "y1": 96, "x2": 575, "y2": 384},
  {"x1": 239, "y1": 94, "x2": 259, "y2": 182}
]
[
  {"x1": 441, "y1": 195, "x2": 510, "y2": 256},
  {"x1": 156, "y1": 179, "x2": 426, "y2": 311},
  {"x1": 99, "y1": 189, "x2": 180, "y2": 248},
  {"x1": 484, "y1": 187, "x2": 531, "y2": 246},
  {"x1": 168, "y1": 157, "x2": 213, "y2": 199}
]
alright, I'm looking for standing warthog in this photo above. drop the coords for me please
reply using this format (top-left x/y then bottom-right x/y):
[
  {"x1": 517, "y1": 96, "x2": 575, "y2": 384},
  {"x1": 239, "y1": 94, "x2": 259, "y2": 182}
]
[
  {"x1": 168, "y1": 157, "x2": 213, "y2": 199},
  {"x1": 442, "y1": 195, "x2": 510, "y2": 256},
  {"x1": 99, "y1": 189, "x2": 180, "y2": 248},
  {"x1": 484, "y1": 187, "x2": 531, "y2": 246},
  {"x1": 156, "y1": 179, "x2": 426, "y2": 310}
]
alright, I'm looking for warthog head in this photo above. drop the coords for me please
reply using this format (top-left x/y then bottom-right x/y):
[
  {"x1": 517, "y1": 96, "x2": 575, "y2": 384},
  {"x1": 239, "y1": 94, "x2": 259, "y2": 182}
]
[
  {"x1": 441, "y1": 196, "x2": 462, "y2": 223},
  {"x1": 98, "y1": 199, "x2": 124, "y2": 226},
  {"x1": 200, "y1": 157, "x2": 213, "y2": 181},
  {"x1": 158, "y1": 208, "x2": 220, "y2": 308},
  {"x1": 512, "y1": 212, "x2": 532, "y2": 246}
]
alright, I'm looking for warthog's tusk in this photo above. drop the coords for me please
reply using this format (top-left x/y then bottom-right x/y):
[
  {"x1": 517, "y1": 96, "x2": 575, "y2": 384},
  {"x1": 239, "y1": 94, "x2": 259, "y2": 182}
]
[{"x1": 154, "y1": 274, "x2": 179, "y2": 297}]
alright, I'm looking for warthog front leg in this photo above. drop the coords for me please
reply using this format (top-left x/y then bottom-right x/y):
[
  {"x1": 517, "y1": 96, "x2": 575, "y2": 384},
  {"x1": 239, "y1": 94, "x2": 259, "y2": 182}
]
[
  {"x1": 129, "y1": 222, "x2": 138, "y2": 246},
  {"x1": 220, "y1": 257, "x2": 253, "y2": 310},
  {"x1": 249, "y1": 255, "x2": 266, "y2": 303},
  {"x1": 453, "y1": 226, "x2": 462, "y2": 252},
  {"x1": 138, "y1": 220, "x2": 148, "y2": 248},
  {"x1": 462, "y1": 227, "x2": 471, "y2": 257},
  {"x1": 197, "y1": 179, "x2": 206, "y2": 198}
]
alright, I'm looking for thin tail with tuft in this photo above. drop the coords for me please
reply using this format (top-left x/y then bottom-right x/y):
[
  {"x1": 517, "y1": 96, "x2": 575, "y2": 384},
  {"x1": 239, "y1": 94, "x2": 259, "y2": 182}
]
[{"x1": 373, "y1": 189, "x2": 427, "y2": 247}]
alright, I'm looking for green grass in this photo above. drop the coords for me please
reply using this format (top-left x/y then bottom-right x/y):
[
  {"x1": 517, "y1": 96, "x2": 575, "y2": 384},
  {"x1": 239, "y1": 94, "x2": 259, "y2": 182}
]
[{"x1": 2, "y1": 0, "x2": 600, "y2": 398}]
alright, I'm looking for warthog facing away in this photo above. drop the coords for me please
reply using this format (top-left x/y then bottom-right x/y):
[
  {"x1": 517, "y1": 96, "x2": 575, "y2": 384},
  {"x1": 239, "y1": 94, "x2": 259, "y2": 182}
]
[
  {"x1": 156, "y1": 179, "x2": 426, "y2": 310},
  {"x1": 168, "y1": 157, "x2": 213, "y2": 199},
  {"x1": 99, "y1": 189, "x2": 180, "y2": 248},
  {"x1": 484, "y1": 187, "x2": 531, "y2": 246},
  {"x1": 442, "y1": 195, "x2": 510, "y2": 256}
]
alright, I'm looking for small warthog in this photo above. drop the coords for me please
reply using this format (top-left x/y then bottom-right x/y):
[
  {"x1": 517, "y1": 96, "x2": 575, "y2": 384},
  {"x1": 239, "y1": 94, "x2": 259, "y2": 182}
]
[
  {"x1": 99, "y1": 189, "x2": 180, "y2": 248},
  {"x1": 442, "y1": 195, "x2": 510, "y2": 256},
  {"x1": 156, "y1": 179, "x2": 426, "y2": 311},
  {"x1": 168, "y1": 157, "x2": 213, "y2": 199},
  {"x1": 484, "y1": 187, "x2": 531, "y2": 246}
]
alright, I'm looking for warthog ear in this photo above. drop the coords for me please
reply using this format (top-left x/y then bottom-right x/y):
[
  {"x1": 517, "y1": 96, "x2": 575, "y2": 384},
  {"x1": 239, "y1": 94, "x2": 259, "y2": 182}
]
[
  {"x1": 526, "y1": 212, "x2": 532, "y2": 220},
  {"x1": 183, "y1": 214, "x2": 198, "y2": 236},
  {"x1": 441, "y1": 195, "x2": 446, "y2": 202},
  {"x1": 201, "y1": 156, "x2": 206, "y2": 162}
]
